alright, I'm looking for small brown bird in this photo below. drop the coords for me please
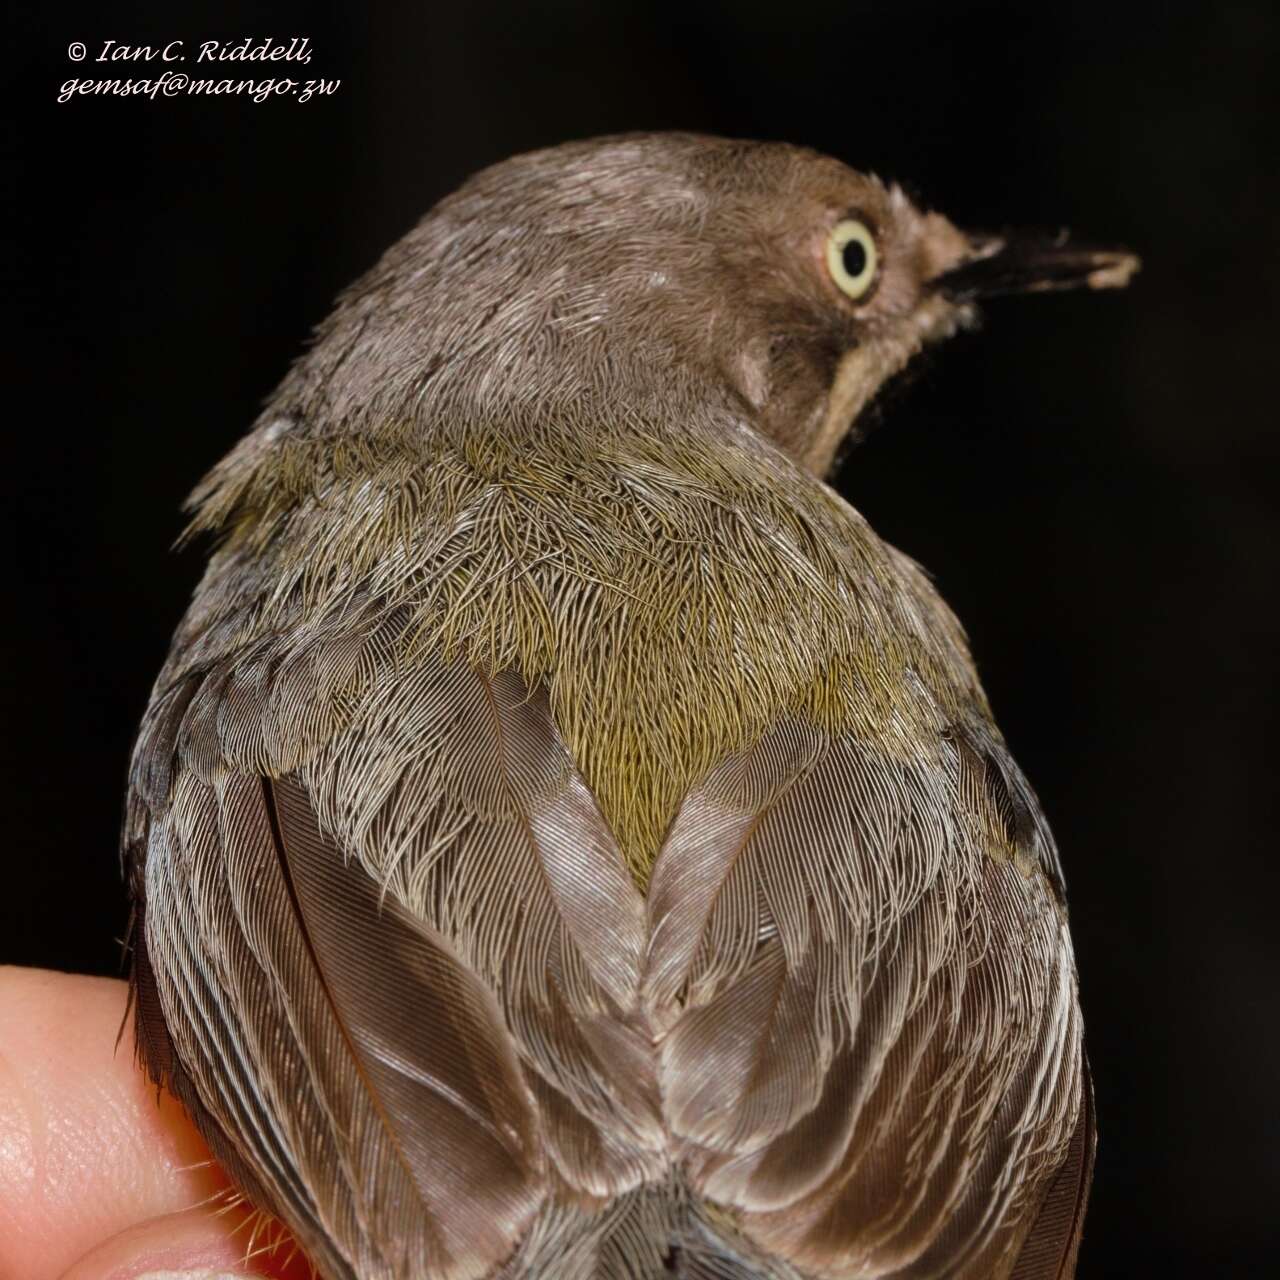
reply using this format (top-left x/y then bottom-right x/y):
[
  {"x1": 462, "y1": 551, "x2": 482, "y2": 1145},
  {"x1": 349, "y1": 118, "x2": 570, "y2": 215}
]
[{"x1": 123, "y1": 134, "x2": 1137, "y2": 1280}]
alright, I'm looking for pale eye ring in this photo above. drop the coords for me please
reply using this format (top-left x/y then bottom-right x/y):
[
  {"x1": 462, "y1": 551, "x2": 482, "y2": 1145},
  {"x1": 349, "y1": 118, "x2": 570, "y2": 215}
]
[{"x1": 826, "y1": 218, "x2": 879, "y2": 301}]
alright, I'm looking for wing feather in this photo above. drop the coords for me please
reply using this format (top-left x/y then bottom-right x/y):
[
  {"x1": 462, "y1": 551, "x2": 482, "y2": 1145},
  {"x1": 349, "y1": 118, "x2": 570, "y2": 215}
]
[
  {"x1": 129, "y1": 607, "x2": 664, "y2": 1276},
  {"x1": 145, "y1": 765, "x2": 545, "y2": 1279},
  {"x1": 645, "y1": 708, "x2": 1088, "y2": 1279}
]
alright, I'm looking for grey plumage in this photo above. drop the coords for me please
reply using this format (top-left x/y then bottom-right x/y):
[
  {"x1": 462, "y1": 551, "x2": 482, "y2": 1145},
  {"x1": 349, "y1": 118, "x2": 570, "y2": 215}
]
[{"x1": 124, "y1": 133, "x2": 1134, "y2": 1278}]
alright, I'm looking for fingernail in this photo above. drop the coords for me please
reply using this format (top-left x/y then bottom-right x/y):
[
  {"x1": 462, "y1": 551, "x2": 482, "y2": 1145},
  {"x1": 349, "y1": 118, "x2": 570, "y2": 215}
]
[{"x1": 134, "y1": 1271, "x2": 258, "y2": 1279}]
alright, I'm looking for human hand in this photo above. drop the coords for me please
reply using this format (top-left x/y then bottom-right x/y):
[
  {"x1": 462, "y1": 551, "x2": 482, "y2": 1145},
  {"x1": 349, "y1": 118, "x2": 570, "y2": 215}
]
[{"x1": 0, "y1": 967, "x2": 307, "y2": 1280}]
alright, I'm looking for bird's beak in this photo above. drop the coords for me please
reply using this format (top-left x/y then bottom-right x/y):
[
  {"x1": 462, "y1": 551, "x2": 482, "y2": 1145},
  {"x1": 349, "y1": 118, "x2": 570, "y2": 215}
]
[{"x1": 930, "y1": 230, "x2": 1140, "y2": 301}]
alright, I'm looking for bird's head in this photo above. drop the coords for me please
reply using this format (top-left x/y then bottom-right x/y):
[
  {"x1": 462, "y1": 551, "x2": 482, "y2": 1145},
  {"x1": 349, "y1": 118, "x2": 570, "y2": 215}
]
[{"x1": 276, "y1": 133, "x2": 1138, "y2": 477}]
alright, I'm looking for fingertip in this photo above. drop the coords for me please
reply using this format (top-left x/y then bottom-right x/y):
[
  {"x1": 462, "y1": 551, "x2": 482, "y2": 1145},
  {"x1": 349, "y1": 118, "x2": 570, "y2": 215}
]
[
  {"x1": 57, "y1": 1205, "x2": 307, "y2": 1280},
  {"x1": 0, "y1": 968, "x2": 226, "y2": 1278}
]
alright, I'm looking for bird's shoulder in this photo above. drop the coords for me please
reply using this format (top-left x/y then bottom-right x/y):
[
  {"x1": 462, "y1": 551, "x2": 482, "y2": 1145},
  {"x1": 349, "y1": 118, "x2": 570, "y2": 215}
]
[{"x1": 152, "y1": 421, "x2": 995, "y2": 877}]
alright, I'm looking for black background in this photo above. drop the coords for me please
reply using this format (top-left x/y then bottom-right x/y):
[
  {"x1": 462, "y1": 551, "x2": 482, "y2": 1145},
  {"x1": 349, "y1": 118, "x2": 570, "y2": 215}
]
[{"x1": 6, "y1": 1, "x2": 1278, "y2": 1273}]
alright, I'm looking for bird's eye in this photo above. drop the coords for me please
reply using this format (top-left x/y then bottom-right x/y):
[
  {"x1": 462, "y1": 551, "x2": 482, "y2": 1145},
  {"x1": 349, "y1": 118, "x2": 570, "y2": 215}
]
[{"x1": 826, "y1": 218, "x2": 879, "y2": 301}]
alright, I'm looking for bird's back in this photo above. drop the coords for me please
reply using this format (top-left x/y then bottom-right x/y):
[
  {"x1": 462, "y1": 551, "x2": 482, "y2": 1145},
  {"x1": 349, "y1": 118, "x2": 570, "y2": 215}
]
[{"x1": 127, "y1": 415, "x2": 1091, "y2": 1279}]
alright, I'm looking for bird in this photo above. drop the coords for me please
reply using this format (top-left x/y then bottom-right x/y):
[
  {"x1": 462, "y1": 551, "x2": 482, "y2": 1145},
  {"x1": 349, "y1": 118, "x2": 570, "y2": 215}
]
[{"x1": 122, "y1": 133, "x2": 1138, "y2": 1280}]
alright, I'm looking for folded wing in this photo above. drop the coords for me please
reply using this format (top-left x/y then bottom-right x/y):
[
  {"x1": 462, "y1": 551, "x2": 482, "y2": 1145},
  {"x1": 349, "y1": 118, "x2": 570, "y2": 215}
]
[
  {"x1": 645, "y1": 711, "x2": 1089, "y2": 1279},
  {"x1": 127, "y1": 606, "x2": 656, "y2": 1280}
]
